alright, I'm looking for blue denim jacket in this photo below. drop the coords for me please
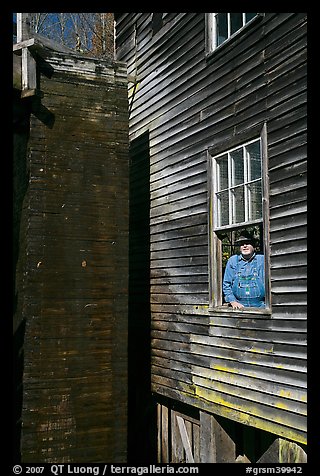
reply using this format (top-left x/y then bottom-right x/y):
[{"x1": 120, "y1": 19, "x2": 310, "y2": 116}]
[{"x1": 222, "y1": 253, "x2": 265, "y2": 308}]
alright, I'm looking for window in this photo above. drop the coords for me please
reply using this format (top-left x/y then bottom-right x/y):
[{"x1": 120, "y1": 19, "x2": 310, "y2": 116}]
[
  {"x1": 206, "y1": 13, "x2": 258, "y2": 53},
  {"x1": 214, "y1": 139, "x2": 262, "y2": 229},
  {"x1": 208, "y1": 127, "x2": 270, "y2": 311}
]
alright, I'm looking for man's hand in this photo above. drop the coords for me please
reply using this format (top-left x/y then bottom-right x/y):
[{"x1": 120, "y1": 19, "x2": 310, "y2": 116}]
[{"x1": 230, "y1": 301, "x2": 244, "y2": 309}]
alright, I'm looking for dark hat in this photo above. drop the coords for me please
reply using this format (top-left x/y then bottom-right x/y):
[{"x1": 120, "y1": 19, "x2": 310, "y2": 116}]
[{"x1": 234, "y1": 231, "x2": 256, "y2": 246}]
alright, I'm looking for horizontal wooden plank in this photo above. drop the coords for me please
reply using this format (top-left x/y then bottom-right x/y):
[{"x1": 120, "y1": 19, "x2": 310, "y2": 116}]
[
  {"x1": 151, "y1": 233, "x2": 207, "y2": 251},
  {"x1": 151, "y1": 223, "x2": 207, "y2": 242},
  {"x1": 270, "y1": 265, "x2": 306, "y2": 280},
  {"x1": 151, "y1": 266, "x2": 208, "y2": 278},
  {"x1": 190, "y1": 334, "x2": 306, "y2": 359},
  {"x1": 151, "y1": 349, "x2": 307, "y2": 390},
  {"x1": 270, "y1": 238, "x2": 307, "y2": 255},
  {"x1": 270, "y1": 279, "x2": 307, "y2": 294},
  {"x1": 151, "y1": 192, "x2": 207, "y2": 219},
  {"x1": 151, "y1": 275, "x2": 208, "y2": 286},
  {"x1": 270, "y1": 293, "x2": 307, "y2": 306},
  {"x1": 151, "y1": 283, "x2": 208, "y2": 295},
  {"x1": 152, "y1": 319, "x2": 306, "y2": 344},
  {"x1": 270, "y1": 213, "x2": 307, "y2": 234},
  {"x1": 151, "y1": 293, "x2": 208, "y2": 306},
  {"x1": 150, "y1": 212, "x2": 207, "y2": 235},
  {"x1": 268, "y1": 131, "x2": 307, "y2": 161},
  {"x1": 151, "y1": 338, "x2": 306, "y2": 372},
  {"x1": 152, "y1": 364, "x2": 306, "y2": 413},
  {"x1": 151, "y1": 374, "x2": 306, "y2": 431},
  {"x1": 152, "y1": 311, "x2": 306, "y2": 332}
]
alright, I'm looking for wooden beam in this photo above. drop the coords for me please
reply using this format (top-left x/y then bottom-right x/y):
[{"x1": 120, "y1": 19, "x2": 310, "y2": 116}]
[
  {"x1": 176, "y1": 415, "x2": 195, "y2": 463},
  {"x1": 17, "y1": 13, "x2": 30, "y2": 42},
  {"x1": 16, "y1": 13, "x2": 36, "y2": 95},
  {"x1": 157, "y1": 404, "x2": 162, "y2": 463},
  {"x1": 200, "y1": 411, "x2": 236, "y2": 463},
  {"x1": 161, "y1": 405, "x2": 169, "y2": 463},
  {"x1": 200, "y1": 411, "x2": 216, "y2": 462},
  {"x1": 21, "y1": 48, "x2": 36, "y2": 91},
  {"x1": 13, "y1": 33, "x2": 74, "y2": 56},
  {"x1": 171, "y1": 410, "x2": 184, "y2": 463}
]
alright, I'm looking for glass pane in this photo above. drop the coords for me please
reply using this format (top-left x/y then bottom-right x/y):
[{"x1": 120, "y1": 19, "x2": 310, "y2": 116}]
[
  {"x1": 216, "y1": 154, "x2": 228, "y2": 191},
  {"x1": 230, "y1": 13, "x2": 243, "y2": 35},
  {"x1": 247, "y1": 141, "x2": 261, "y2": 181},
  {"x1": 217, "y1": 190, "x2": 229, "y2": 226},
  {"x1": 246, "y1": 13, "x2": 257, "y2": 22},
  {"x1": 249, "y1": 180, "x2": 262, "y2": 220},
  {"x1": 217, "y1": 13, "x2": 228, "y2": 45},
  {"x1": 230, "y1": 147, "x2": 244, "y2": 186},
  {"x1": 232, "y1": 186, "x2": 245, "y2": 223}
]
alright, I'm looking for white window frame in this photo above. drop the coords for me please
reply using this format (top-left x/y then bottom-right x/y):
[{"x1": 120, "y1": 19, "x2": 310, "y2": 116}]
[
  {"x1": 208, "y1": 124, "x2": 271, "y2": 312},
  {"x1": 206, "y1": 13, "x2": 260, "y2": 55},
  {"x1": 213, "y1": 138, "x2": 262, "y2": 230}
]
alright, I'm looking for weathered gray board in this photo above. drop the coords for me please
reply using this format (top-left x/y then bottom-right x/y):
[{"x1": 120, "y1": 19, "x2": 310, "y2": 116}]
[
  {"x1": 115, "y1": 12, "x2": 307, "y2": 451},
  {"x1": 13, "y1": 48, "x2": 129, "y2": 462}
]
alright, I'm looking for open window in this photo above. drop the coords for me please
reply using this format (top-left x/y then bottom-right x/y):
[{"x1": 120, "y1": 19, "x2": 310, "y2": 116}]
[{"x1": 208, "y1": 125, "x2": 270, "y2": 311}]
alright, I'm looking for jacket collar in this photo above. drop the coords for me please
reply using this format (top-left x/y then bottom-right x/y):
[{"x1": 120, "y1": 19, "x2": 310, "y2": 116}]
[{"x1": 239, "y1": 252, "x2": 256, "y2": 263}]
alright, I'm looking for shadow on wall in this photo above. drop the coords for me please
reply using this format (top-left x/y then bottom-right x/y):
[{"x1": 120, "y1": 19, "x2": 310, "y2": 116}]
[
  {"x1": 13, "y1": 89, "x2": 30, "y2": 462},
  {"x1": 13, "y1": 83, "x2": 55, "y2": 461}
]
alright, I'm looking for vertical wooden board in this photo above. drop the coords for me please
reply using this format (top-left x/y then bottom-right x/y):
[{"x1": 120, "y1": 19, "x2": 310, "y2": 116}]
[
  {"x1": 171, "y1": 410, "x2": 184, "y2": 463},
  {"x1": 192, "y1": 422, "x2": 200, "y2": 463},
  {"x1": 257, "y1": 438, "x2": 281, "y2": 463},
  {"x1": 176, "y1": 415, "x2": 194, "y2": 463},
  {"x1": 21, "y1": 48, "x2": 37, "y2": 92},
  {"x1": 161, "y1": 405, "x2": 169, "y2": 463},
  {"x1": 278, "y1": 439, "x2": 307, "y2": 463},
  {"x1": 157, "y1": 404, "x2": 162, "y2": 463},
  {"x1": 185, "y1": 419, "x2": 195, "y2": 463},
  {"x1": 257, "y1": 438, "x2": 307, "y2": 463},
  {"x1": 170, "y1": 409, "x2": 177, "y2": 463},
  {"x1": 17, "y1": 13, "x2": 30, "y2": 42},
  {"x1": 200, "y1": 411, "x2": 216, "y2": 463},
  {"x1": 213, "y1": 415, "x2": 236, "y2": 463},
  {"x1": 200, "y1": 411, "x2": 236, "y2": 463}
]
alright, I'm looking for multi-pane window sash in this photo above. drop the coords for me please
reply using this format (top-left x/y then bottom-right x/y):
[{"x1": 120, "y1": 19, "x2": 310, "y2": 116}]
[
  {"x1": 213, "y1": 138, "x2": 262, "y2": 230},
  {"x1": 208, "y1": 13, "x2": 257, "y2": 51}
]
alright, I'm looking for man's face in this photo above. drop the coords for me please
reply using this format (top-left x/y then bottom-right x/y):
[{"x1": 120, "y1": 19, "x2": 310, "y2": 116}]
[{"x1": 240, "y1": 242, "x2": 255, "y2": 258}]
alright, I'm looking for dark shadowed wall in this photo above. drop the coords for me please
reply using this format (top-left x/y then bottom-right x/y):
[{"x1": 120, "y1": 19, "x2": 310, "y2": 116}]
[{"x1": 13, "y1": 52, "x2": 129, "y2": 463}]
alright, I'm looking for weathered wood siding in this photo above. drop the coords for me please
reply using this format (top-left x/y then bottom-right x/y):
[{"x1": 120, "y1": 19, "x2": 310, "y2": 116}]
[
  {"x1": 14, "y1": 52, "x2": 129, "y2": 462},
  {"x1": 115, "y1": 13, "x2": 307, "y2": 446}
]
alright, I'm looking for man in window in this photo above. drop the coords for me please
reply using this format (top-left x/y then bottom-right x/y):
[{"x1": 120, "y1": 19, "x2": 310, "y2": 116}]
[{"x1": 222, "y1": 231, "x2": 265, "y2": 309}]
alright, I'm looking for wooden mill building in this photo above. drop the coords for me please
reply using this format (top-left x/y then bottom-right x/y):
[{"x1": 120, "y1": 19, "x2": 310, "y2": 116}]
[
  {"x1": 13, "y1": 12, "x2": 307, "y2": 464},
  {"x1": 114, "y1": 13, "x2": 307, "y2": 463}
]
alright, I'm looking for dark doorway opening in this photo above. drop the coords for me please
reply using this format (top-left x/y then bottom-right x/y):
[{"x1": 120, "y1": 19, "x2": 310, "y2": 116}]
[{"x1": 127, "y1": 131, "x2": 156, "y2": 463}]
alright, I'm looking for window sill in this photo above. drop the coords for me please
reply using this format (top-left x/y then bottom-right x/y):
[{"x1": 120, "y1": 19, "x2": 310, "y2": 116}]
[{"x1": 208, "y1": 305, "x2": 272, "y2": 319}]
